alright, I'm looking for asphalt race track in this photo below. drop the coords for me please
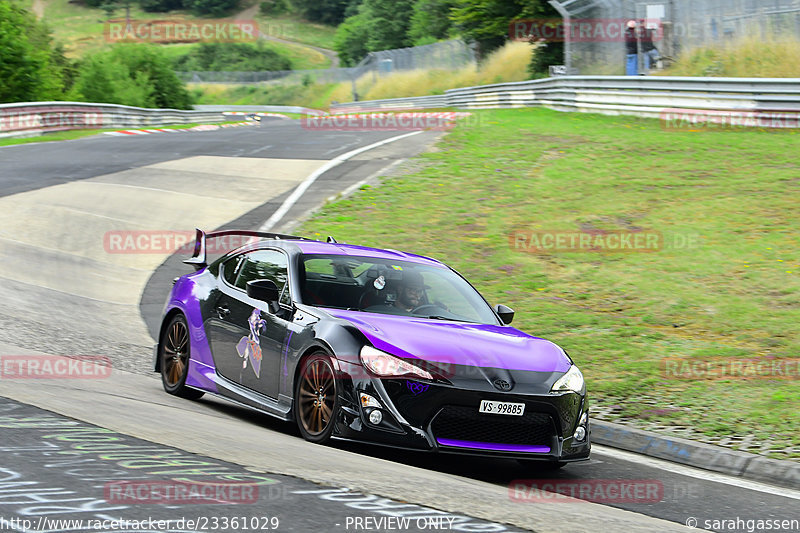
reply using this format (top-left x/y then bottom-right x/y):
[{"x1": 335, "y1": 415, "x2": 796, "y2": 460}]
[{"x1": 0, "y1": 118, "x2": 797, "y2": 533}]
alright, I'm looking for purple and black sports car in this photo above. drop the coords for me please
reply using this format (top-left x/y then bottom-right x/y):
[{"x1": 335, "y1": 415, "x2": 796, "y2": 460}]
[{"x1": 155, "y1": 229, "x2": 590, "y2": 467}]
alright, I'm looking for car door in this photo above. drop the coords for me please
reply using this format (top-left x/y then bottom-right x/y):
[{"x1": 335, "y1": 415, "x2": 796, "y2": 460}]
[{"x1": 209, "y1": 249, "x2": 292, "y2": 399}]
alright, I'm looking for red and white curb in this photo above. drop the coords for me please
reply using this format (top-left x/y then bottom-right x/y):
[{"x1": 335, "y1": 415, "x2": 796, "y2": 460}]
[{"x1": 104, "y1": 121, "x2": 253, "y2": 136}]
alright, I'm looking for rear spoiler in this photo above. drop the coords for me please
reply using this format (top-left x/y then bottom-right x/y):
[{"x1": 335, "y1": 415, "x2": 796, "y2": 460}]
[{"x1": 183, "y1": 228, "x2": 307, "y2": 271}]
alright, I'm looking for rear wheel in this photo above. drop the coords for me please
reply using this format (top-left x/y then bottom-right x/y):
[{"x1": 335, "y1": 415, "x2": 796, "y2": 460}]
[
  {"x1": 160, "y1": 314, "x2": 204, "y2": 400},
  {"x1": 294, "y1": 352, "x2": 339, "y2": 443}
]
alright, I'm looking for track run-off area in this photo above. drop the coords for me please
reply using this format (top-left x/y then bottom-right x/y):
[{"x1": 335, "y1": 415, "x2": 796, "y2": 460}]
[{"x1": 0, "y1": 118, "x2": 797, "y2": 533}]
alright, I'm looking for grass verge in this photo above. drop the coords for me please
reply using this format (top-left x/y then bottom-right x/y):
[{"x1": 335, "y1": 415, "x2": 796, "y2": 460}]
[{"x1": 296, "y1": 108, "x2": 800, "y2": 458}]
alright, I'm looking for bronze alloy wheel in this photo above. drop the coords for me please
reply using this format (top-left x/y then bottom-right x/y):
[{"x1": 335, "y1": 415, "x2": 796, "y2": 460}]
[
  {"x1": 160, "y1": 314, "x2": 204, "y2": 400},
  {"x1": 295, "y1": 353, "x2": 338, "y2": 443}
]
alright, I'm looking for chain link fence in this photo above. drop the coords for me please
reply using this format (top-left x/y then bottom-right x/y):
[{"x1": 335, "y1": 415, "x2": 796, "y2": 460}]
[
  {"x1": 177, "y1": 39, "x2": 476, "y2": 85},
  {"x1": 546, "y1": 0, "x2": 800, "y2": 75}
]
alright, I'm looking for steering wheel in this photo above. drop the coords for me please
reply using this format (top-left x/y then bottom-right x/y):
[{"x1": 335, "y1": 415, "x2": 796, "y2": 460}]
[{"x1": 410, "y1": 304, "x2": 443, "y2": 315}]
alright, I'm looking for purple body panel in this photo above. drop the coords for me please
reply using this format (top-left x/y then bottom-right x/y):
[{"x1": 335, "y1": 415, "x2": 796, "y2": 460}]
[
  {"x1": 323, "y1": 309, "x2": 572, "y2": 373},
  {"x1": 167, "y1": 270, "x2": 219, "y2": 393},
  {"x1": 295, "y1": 241, "x2": 442, "y2": 266},
  {"x1": 437, "y1": 439, "x2": 551, "y2": 453}
]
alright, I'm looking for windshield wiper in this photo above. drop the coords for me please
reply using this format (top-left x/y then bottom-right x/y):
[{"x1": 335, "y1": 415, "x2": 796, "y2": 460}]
[{"x1": 423, "y1": 315, "x2": 473, "y2": 323}]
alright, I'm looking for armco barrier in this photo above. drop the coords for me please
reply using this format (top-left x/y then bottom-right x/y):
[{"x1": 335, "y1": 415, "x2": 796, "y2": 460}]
[
  {"x1": 326, "y1": 95, "x2": 448, "y2": 112},
  {"x1": 192, "y1": 104, "x2": 327, "y2": 115},
  {"x1": 330, "y1": 76, "x2": 800, "y2": 126},
  {"x1": 0, "y1": 102, "x2": 227, "y2": 139}
]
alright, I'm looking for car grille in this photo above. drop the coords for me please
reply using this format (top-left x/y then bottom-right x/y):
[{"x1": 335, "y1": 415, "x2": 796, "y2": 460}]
[{"x1": 431, "y1": 405, "x2": 554, "y2": 446}]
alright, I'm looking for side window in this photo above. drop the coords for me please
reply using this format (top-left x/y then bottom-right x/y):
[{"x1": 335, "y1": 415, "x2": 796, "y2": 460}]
[
  {"x1": 233, "y1": 250, "x2": 290, "y2": 304},
  {"x1": 222, "y1": 255, "x2": 243, "y2": 286}
]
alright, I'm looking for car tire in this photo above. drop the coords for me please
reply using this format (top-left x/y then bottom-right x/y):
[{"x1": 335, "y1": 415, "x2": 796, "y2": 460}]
[
  {"x1": 160, "y1": 313, "x2": 204, "y2": 400},
  {"x1": 294, "y1": 352, "x2": 339, "y2": 444}
]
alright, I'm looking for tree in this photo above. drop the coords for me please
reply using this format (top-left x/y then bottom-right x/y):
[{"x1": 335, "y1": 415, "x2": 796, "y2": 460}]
[
  {"x1": 333, "y1": 12, "x2": 370, "y2": 66},
  {"x1": 450, "y1": 0, "x2": 552, "y2": 58},
  {"x1": 0, "y1": 2, "x2": 66, "y2": 103},
  {"x1": 409, "y1": 0, "x2": 454, "y2": 45},
  {"x1": 139, "y1": 0, "x2": 185, "y2": 12},
  {"x1": 70, "y1": 54, "x2": 154, "y2": 107},
  {"x1": 173, "y1": 42, "x2": 293, "y2": 72},
  {"x1": 291, "y1": 0, "x2": 356, "y2": 25},
  {"x1": 362, "y1": 0, "x2": 415, "y2": 51},
  {"x1": 71, "y1": 45, "x2": 192, "y2": 109},
  {"x1": 183, "y1": 0, "x2": 239, "y2": 16}
]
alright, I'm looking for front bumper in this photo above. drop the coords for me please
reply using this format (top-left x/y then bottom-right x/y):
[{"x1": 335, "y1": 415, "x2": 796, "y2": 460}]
[{"x1": 333, "y1": 362, "x2": 591, "y2": 462}]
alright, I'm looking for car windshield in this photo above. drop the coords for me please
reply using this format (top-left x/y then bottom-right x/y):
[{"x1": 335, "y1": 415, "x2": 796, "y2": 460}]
[{"x1": 299, "y1": 254, "x2": 499, "y2": 324}]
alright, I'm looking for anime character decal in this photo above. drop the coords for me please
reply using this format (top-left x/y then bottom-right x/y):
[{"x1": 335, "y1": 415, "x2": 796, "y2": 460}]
[{"x1": 236, "y1": 308, "x2": 267, "y2": 378}]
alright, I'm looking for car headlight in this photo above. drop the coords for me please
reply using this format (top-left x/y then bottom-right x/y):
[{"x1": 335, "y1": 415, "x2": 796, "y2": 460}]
[
  {"x1": 550, "y1": 365, "x2": 585, "y2": 394},
  {"x1": 359, "y1": 346, "x2": 432, "y2": 380}
]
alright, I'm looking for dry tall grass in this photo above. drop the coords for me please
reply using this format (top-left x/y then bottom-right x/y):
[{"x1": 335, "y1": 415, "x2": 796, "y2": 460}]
[
  {"x1": 659, "y1": 35, "x2": 800, "y2": 77},
  {"x1": 190, "y1": 41, "x2": 537, "y2": 108},
  {"x1": 359, "y1": 40, "x2": 535, "y2": 101}
]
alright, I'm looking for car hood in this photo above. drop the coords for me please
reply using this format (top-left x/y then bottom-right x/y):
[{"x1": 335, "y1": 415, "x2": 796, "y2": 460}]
[{"x1": 323, "y1": 309, "x2": 572, "y2": 373}]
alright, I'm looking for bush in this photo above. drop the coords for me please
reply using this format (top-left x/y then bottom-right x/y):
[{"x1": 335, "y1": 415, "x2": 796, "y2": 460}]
[
  {"x1": 172, "y1": 42, "x2": 293, "y2": 72},
  {"x1": 139, "y1": 0, "x2": 185, "y2": 12},
  {"x1": 71, "y1": 45, "x2": 192, "y2": 109},
  {"x1": 0, "y1": 2, "x2": 67, "y2": 103},
  {"x1": 291, "y1": 0, "x2": 355, "y2": 25},
  {"x1": 409, "y1": 0, "x2": 454, "y2": 45},
  {"x1": 527, "y1": 40, "x2": 563, "y2": 79},
  {"x1": 333, "y1": 12, "x2": 370, "y2": 66},
  {"x1": 183, "y1": 0, "x2": 239, "y2": 16},
  {"x1": 259, "y1": 0, "x2": 287, "y2": 15}
]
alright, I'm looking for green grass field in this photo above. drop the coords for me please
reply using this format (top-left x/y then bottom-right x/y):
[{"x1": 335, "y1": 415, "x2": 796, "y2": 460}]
[
  {"x1": 296, "y1": 108, "x2": 800, "y2": 458},
  {"x1": 254, "y1": 13, "x2": 337, "y2": 50},
  {"x1": 36, "y1": 0, "x2": 334, "y2": 68}
]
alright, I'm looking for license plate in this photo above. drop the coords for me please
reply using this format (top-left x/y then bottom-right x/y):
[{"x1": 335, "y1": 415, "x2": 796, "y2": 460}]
[{"x1": 478, "y1": 400, "x2": 525, "y2": 416}]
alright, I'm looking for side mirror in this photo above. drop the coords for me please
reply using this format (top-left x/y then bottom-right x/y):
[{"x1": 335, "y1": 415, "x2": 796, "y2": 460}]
[
  {"x1": 247, "y1": 279, "x2": 279, "y2": 304},
  {"x1": 494, "y1": 304, "x2": 515, "y2": 325}
]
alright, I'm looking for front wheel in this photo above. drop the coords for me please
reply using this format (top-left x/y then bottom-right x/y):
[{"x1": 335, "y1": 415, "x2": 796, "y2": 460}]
[
  {"x1": 160, "y1": 314, "x2": 204, "y2": 400},
  {"x1": 294, "y1": 352, "x2": 339, "y2": 443}
]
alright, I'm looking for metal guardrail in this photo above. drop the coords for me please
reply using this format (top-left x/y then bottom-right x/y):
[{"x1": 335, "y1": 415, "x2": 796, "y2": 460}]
[
  {"x1": 0, "y1": 101, "x2": 227, "y2": 138},
  {"x1": 193, "y1": 104, "x2": 326, "y2": 114},
  {"x1": 329, "y1": 95, "x2": 448, "y2": 112},
  {"x1": 330, "y1": 76, "x2": 800, "y2": 126}
]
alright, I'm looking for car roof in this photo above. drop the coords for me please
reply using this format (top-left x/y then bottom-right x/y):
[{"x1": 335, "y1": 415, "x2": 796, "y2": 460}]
[{"x1": 281, "y1": 239, "x2": 445, "y2": 267}]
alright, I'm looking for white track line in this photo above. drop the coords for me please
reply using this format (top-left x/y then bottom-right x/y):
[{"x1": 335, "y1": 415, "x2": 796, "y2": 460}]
[
  {"x1": 258, "y1": 131, "x2": 423, "y2": 232},
  {"x1": 592, "y1": 444, "x2": 800, "y2": 500}
]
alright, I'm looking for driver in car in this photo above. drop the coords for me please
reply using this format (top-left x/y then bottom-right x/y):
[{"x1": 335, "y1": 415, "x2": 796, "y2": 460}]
[{"x1": 393, "y1": 271, "x2": 429, "y2": 313}]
